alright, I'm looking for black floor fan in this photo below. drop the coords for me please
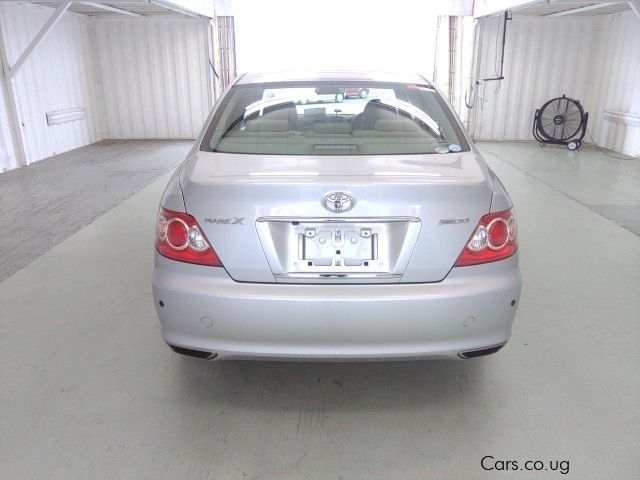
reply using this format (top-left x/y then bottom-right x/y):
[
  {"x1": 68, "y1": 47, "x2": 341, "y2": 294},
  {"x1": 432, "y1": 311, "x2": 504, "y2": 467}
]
[{"x1": 533, "y1": 94, "x2": 588, "y2": 150}]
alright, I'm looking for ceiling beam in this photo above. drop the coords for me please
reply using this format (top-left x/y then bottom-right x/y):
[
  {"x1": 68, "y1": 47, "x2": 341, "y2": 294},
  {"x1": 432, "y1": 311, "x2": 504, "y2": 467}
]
[
  {"x1": 474, "y1": 0, "x2": 541, "y2": 19},
  {"x1": 8, "y1": 0, "x2": 72, "y2": 79},
  {"x1": 75, "y1": 1, "x2": 144, "y2": 18},
  {"x1": 149, "y1": 0, "x2": 214, "y2": 19},
  {"x1": 546, "y1": 2, "x2": 618, "y2": 17}
]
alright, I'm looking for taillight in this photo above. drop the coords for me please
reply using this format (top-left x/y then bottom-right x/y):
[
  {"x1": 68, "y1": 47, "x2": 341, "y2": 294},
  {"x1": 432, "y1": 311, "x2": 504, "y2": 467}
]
[
  {"x1": 454, "y1": 208, "x2": 518, "y2": 266},
  {"x1": 155, "y1": 207, "x2": 223, "y2": 267}
]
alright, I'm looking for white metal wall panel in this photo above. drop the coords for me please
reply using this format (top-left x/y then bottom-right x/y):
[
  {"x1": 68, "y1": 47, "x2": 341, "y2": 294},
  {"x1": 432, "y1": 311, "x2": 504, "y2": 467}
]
[
  {"x1": 473, "y1": 15, "x2": 595, "y2": 141},
  {"x1": 95, "y1": 17, "x2": 211, "y2": 139},
  {"x1": 0, "y1": 2, "x2": 104, "y2": 165},
  {"x1": 588, "y1": 12, "x2": 640, "y2": 156},
  {"x1": 472, "y1": 12, "x2": 639, "y2": 156}
]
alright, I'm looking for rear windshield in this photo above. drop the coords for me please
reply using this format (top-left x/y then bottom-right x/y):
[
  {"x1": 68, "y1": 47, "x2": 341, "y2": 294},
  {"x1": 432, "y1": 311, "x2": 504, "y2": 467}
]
[{"x1": 200, "y1": 81, "x2": 470, "y2": 155}]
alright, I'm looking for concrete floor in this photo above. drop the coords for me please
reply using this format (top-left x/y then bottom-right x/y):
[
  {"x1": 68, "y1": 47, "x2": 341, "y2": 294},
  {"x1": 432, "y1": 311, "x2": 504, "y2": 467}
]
[
  {"x1": 480, "y1": 142, "x2": 640, "y2": 235},
  {"x1": 0, "y1": 139, "x2": 192, "y2": 281},
  {"x1": 1, "y1": 141, "x2": 638, "y2": 479}
]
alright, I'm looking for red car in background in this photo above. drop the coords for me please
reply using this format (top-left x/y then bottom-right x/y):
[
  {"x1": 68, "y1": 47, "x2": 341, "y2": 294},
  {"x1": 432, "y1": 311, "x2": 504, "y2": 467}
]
[{"x1": 344, "y1": 87, "x2": 369, "y2": 98}]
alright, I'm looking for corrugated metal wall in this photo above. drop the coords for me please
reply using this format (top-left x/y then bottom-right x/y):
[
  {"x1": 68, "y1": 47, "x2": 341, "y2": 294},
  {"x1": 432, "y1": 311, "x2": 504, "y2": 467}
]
[
  {"x1": 472, "y1": 15, "x2": 595, "y2": 141},
  {"x1": 0, "y1": 1, "x2": 104, "y2": 167},
  {"x1": 588, "y1": 12, "x2": 640, "y2": 155},
  {"x1": 95, "y1": 17, "x2": 212, "y2": 139},
  {"x1": 471, "y1": 12, "x2": 639, "y2": 156},
  {"x1": 0, "y1": 4, "x2": 217, "y2": 171}
]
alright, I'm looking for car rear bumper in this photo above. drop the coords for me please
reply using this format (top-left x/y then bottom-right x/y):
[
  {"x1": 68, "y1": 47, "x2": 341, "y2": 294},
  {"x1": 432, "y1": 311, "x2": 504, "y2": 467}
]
[{"x1": 151, "y1": 254, "x2": 522, "y2": 361}]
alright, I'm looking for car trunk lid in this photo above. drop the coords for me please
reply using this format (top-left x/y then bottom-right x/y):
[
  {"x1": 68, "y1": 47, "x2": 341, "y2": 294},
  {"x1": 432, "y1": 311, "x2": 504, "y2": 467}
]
[{"x1": 179, "y1": 151, "x2": 493, "y2": 283}]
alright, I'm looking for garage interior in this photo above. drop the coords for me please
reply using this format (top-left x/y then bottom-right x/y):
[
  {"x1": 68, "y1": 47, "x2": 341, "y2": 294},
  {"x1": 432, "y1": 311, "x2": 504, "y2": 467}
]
[{"x1": 1, "y1": 0, "x2": 639, "y2": 478}]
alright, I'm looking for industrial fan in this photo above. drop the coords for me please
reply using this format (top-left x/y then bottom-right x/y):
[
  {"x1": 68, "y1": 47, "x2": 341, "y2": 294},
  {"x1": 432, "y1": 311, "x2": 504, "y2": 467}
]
[{"x1": 533, "y1": 94, "x2": 588, "y2": 150}]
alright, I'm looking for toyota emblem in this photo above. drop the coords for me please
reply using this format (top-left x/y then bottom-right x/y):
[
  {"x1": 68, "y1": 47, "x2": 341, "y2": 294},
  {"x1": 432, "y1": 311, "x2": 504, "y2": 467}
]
[{"x1": 322, "y1": 192, "x2": 354, "y2": 213}]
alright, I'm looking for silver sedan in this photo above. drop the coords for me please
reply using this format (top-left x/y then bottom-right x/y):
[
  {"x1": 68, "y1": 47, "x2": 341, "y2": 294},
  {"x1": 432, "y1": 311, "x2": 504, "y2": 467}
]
[{"x1": 152, "y1": 71, "x2": 522, "y2": 361}]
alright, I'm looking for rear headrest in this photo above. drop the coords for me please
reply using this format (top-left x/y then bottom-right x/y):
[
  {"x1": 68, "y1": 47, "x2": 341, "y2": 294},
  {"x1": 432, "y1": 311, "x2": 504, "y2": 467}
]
[
  {"x1": 313, "y1": 123, "x2": 352, "y2": 135},
  {"x1": 263, "y1": 102, "x2": 297, "y2": 118},
  {"x1": 245, "y1": 119, "x2": 289, "y2": 133},
  {"x1": 262, "y1": 101, "x2": 297, "y2": 129},
  {"x1": 352, "y1": 99, "x2": 398, "y2": 130}
]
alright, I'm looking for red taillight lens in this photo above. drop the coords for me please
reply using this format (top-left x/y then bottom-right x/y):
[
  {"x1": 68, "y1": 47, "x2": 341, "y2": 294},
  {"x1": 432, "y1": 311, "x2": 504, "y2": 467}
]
[
  {"x1": 155, "y1": 207, "x2": 223, "y2": 267},
  {"x1": 454, "y1": 208, "x2": 518, "y2": 266},
  {"x1": 166, "y1": 218, "x2": 189, "y2": 249}
]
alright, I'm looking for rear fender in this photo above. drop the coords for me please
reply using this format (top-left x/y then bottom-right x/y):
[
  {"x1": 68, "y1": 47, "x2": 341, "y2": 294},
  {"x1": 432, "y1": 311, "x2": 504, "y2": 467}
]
[
  {"x1": 160, "y1": 170, "x2": 186, "y2": 212},
  {"x1": 489, "y1": 170, "x2": 512, "y2": 212}
]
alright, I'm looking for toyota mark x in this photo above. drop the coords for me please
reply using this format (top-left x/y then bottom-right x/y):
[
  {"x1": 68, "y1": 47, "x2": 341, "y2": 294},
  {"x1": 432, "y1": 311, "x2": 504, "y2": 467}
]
[{"x1": 152, "y1": 71, "x2": 522, "y2": 361}]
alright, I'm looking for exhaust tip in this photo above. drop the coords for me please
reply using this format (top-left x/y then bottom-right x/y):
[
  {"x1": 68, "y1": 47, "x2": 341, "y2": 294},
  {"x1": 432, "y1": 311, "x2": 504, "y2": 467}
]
[
  {"x1": 168, "y1": 344, "x2": 217, "y2": 360},
  {"x1": 458, "y1": 343, "x2": 505, "y2": 359}
]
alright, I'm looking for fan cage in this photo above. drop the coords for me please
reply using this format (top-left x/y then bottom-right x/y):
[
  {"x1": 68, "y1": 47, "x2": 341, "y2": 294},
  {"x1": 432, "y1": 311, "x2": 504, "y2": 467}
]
[{"x1": 533, "y1": 94, "x2": 588, "y2": 150}]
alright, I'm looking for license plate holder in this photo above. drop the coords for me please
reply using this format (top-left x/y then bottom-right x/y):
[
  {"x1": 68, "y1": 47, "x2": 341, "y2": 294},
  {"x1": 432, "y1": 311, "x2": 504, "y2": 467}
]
[
  {"x1": 300, "y1": 225, "x2": 377, "y2": 268},
  {"x1": 255, "y1": 216, "x2": 421, "y2": 281}
]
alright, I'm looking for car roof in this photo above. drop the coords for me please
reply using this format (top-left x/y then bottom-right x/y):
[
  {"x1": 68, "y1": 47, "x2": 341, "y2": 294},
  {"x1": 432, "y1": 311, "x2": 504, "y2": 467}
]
[{"x1": 236, "y1": 71, "x2": 432, "y2": 86}]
